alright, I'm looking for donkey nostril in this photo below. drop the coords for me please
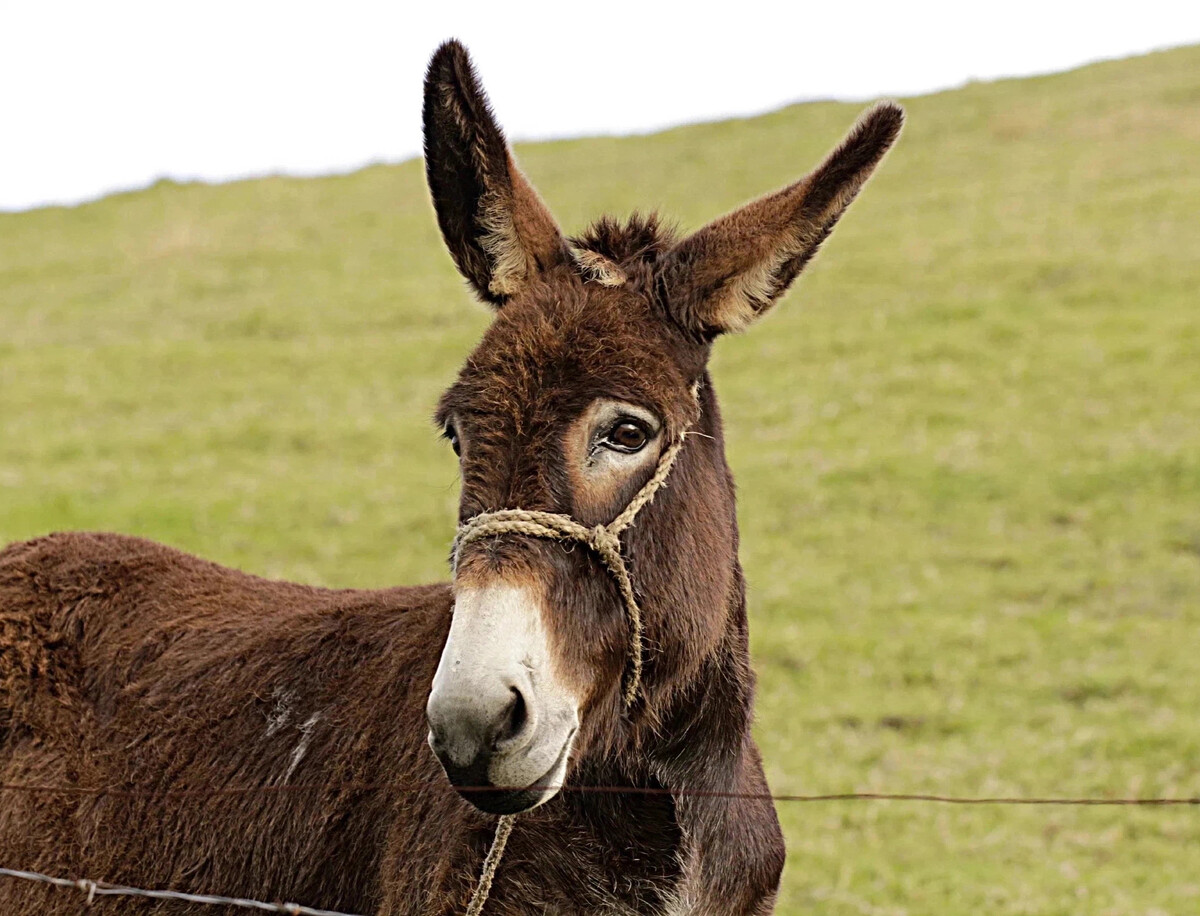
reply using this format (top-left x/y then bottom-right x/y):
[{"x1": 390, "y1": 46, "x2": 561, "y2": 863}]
[{"x1": 495, "y1": 687, "x2": 528, "y2": 747}]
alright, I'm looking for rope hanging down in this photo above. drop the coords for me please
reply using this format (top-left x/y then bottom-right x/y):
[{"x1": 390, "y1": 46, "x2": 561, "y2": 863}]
[{"x1": 464, "y1": 814, "x2": 515, "y2": 916}]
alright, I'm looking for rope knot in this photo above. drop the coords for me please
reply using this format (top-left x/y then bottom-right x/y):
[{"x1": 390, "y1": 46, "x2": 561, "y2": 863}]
[
  {"x1": 589, "y1": 524, "x2": 620, "y2": 557},
  {"x1": 76, "y1": 878, "x2": 97, "y2": 904}
]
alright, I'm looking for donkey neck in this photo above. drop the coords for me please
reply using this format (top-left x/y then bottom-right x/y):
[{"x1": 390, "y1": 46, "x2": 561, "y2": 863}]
[
  {"x1": 646, "y1": 565, "x2": 755, "y2": 789},
  {"x1": 623, "y1": 374, "x2": 756, "y2": 796},
  {"x1": 575, "y1": 565, "x2": 757, "y2": 908}
]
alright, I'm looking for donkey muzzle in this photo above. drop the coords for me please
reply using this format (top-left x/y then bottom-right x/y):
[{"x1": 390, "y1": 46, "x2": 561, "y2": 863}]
[{"x1": 427, "y1": 583, "x2": 579, "y2": 814}]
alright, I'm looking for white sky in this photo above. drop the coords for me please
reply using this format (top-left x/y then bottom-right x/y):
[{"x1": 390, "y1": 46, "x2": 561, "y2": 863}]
[{"x1": 3, "y1": 1, "x2": 1199, "y2": 212}]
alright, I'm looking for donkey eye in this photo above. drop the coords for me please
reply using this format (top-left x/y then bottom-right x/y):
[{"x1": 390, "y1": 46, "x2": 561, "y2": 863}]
[
  {"x1": 444, "y1": 426, "x2": 461, "y2": 457},
  {"x1": 601, "y1": 419, "x2": 650, "y2": 453}
]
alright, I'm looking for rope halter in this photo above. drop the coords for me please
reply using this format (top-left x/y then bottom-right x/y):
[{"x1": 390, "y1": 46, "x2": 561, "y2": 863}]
[
  {"x1": 451, "y1": 397, "x2": 696, "y2": 709},
  {"x1": 451, "y1": 390, "x2": 699, "y2": 916}
]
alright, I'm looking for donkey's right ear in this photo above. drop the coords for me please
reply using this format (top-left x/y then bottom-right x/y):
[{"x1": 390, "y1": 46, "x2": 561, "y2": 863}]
[{"x1": 423, "y1": 41, "x2": 569, "y2": 306}]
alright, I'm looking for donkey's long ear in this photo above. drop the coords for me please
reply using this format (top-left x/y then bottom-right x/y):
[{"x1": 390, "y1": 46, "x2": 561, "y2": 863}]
[
  {"x1": 423, "y1": 41, "x2": 569, "y2": 305},
  {"x1": 661, "y1": 102, "x2": 903, "y2": 335}
]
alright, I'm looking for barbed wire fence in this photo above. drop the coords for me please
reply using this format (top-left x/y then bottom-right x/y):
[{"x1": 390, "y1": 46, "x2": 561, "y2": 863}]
[
  {"x1": 2, "y1": 781, "x2": 1197, "y2": 912},
  {"x1": 0, "y1": 867, "x2": 360, "y2": 916}
]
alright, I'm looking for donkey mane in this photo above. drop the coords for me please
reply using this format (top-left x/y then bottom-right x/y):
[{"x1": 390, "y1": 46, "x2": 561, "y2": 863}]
[{"x1": 570, "y1": 213, "x2": 678, "y2": 269}]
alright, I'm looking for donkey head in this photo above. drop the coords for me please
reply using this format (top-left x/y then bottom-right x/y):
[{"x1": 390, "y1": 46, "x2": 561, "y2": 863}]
[{"x1": 422, "y1": 41, "x2": 902, "y2": 814}]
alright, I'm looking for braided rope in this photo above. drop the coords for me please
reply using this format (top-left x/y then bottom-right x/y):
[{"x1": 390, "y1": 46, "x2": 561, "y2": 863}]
[
  {"x1": 463, "y1": 814, "x2": 515, "y2": 916},
  {"x1": 453, "y1": 429, "x2": 690, "y2": 709}
]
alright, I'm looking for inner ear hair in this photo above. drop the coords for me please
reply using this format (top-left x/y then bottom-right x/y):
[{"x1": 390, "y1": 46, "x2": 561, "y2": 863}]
[
  {"x1": 661, "y1": 101, "x2": 904, "y2": 336},
  {"x1": 422, "y1": 41, "x2": 569, "y2": 305}
]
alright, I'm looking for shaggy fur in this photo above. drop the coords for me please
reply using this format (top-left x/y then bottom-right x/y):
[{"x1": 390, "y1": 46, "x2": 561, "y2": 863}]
[{"x1": 0, "y1": 39, "x2": 901, "y2": 915}]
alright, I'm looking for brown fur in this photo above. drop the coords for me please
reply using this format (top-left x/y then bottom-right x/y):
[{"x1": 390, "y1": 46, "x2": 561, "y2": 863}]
[{"x1": 0, "y1": 39, "x2": 901, "y2": 915}]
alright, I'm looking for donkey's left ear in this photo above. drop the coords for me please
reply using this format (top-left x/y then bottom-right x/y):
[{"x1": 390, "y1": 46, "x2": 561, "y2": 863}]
[
  {"x1": 423, "y1": 40, "x2": 570, "y2": 305},
  {"x1": 661, "y1": 102, "x2": 903, "y2": 336}
]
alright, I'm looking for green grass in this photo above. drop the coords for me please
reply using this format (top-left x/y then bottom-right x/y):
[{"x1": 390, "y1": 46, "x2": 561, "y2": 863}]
[{"x1": 3, "y1": 45, "x2": 1200, "y2": 915}]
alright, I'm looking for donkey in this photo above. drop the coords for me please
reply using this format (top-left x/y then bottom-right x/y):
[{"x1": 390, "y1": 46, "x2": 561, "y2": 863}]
[{"x1": 0, "y1": 40, "x2": 901, "y2": 915}]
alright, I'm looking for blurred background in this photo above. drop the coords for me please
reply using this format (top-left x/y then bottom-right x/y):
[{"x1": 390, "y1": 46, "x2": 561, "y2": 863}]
[{"x1": 2, "y1": 2, "x2": 1199, "y2": 913}]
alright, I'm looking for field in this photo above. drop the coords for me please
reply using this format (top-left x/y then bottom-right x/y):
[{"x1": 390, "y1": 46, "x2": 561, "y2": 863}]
[{"x1": 3, "y1": 45, "x2": 1199, "y2": 914}]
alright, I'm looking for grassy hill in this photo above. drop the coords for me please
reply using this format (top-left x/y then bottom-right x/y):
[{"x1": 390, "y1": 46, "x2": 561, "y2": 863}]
[{"x1": 3, "y1": 45, "x2": 1199, "y2": 914}]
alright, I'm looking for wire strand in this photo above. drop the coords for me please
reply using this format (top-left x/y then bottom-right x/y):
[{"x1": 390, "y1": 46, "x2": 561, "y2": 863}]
[
  {"x1": 1, "y1": 781, "x2": 1196, "y2": 805},
  {"x1": 0, "y1": 867, "x2": 360, "y2": 916}
]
